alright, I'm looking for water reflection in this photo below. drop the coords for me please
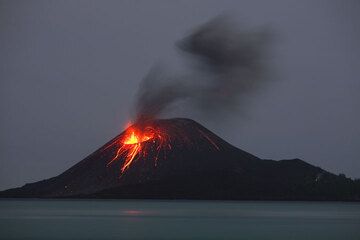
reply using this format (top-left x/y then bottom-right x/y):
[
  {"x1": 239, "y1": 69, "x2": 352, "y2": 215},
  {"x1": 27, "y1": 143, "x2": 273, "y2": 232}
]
[{"x1": 0, "y1": 200, "x2": 359, "y2": 240}]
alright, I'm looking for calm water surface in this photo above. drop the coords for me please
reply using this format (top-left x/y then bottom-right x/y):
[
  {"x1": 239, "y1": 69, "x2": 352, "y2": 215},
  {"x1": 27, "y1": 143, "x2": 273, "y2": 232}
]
[{"x1": 0, "y1": 200, "x2": 359, "y2": 240}]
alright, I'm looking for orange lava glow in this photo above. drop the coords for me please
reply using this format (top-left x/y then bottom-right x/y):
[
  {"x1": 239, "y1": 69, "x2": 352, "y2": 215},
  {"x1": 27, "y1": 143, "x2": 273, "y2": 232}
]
[
  {"x1": 105, "y1": 123, "x2": 172, "y2": 173},
  {"x1": 106, "y1": 120, "x2": 220, "y2": 175}
]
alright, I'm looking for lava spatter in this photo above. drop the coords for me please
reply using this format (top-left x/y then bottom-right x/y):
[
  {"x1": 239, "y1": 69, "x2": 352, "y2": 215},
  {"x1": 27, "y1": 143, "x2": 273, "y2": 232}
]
[{"x1": 106, "y1": 120, "x2": 219, "y2": 175}]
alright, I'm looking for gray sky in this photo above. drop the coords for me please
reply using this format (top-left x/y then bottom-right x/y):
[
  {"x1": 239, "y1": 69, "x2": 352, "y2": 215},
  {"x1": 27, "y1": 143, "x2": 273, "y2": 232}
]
[{"x1": 1, "y1": 0, "x2": 359, "y2": 190}]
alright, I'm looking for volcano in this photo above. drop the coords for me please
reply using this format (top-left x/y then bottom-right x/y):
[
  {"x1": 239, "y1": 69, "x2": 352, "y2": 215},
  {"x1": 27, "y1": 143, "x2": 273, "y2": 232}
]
[{"x1": 1, "y1": 118, "x2": 359, "y2": 200}]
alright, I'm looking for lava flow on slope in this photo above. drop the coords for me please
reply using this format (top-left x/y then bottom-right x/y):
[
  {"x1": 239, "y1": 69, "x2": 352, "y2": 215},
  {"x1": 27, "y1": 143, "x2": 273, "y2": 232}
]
[{"x1": 104, "y1": 119, "x2": 220, "y2": 175}]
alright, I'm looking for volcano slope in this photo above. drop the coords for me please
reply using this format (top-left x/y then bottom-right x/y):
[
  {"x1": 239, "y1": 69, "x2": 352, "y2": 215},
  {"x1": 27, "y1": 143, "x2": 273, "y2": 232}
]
[{"x1": 1, "y1": 118, "x2": 359, "y2": 200}]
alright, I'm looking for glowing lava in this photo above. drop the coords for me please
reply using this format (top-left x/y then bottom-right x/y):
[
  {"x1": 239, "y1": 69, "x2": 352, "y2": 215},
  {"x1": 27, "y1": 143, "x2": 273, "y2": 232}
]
[
  {"x1": 107, "y1": 126, "x2": 171, "y2": 173},
  {"x1": 106, "y1": 120, "x2": 220, "y2": 175},
  {"x1": 107, "y1": 126, "x2": 157, "y2": 172}
]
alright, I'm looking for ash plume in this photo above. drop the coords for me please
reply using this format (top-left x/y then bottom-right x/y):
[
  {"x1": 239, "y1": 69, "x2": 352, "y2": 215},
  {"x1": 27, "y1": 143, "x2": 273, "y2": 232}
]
[{"x1": 134, "y1": 16, "x2": 272, "y2": 122}]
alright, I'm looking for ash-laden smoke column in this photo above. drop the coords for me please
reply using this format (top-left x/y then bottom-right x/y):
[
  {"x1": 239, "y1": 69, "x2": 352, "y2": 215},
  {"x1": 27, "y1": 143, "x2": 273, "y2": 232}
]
[
  {"x1": 134, "y1": 16, "x2": 272, "y2": 122},
  {"x1": 107, "y1": 17, "x2": 273, "y2": 174}
]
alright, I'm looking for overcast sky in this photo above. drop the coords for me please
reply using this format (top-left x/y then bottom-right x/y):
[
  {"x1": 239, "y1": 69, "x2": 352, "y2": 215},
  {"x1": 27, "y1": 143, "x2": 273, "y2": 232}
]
[{"x1": 1, "y1": 0, "x2": 359, "y2": 190}]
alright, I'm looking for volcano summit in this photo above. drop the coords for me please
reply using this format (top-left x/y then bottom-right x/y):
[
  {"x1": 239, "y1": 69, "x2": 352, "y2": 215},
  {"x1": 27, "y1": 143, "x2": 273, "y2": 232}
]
[{"x1": 1, "y1": 118, "x2": 359, "y2": 201}]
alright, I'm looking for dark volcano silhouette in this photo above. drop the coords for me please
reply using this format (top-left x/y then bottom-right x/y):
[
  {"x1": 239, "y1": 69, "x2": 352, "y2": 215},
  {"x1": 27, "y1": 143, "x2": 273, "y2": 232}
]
[{"x1": 1, "y1": 118, "x2": 359, "y2": 200}]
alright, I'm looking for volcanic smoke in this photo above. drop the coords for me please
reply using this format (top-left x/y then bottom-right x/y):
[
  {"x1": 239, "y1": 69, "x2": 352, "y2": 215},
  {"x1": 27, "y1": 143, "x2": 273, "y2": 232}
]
[
  {"x1": 135, "y1": 16, "x2": 271, "y2": 122},
  {"x1": 108, "y1": 16, "x2": 272, "y2": 174}
]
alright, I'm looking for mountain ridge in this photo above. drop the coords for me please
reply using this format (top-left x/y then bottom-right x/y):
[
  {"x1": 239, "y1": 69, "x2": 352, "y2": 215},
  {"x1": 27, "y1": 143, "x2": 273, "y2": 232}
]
[{"x1": 1, "y1": 118, "x2": 359, "y2": 201}]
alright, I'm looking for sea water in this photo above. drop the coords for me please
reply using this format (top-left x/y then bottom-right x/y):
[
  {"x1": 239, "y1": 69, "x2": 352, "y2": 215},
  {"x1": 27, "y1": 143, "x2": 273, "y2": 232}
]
[{"x1": 0, "y1": 199, "x2": 359, "y2": 240}]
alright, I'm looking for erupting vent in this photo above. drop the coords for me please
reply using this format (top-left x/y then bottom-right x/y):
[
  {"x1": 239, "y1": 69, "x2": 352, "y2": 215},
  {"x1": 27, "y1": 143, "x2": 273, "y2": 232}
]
[{"x1": 104, "y1": 119, "x2": 220, "y2": 175}]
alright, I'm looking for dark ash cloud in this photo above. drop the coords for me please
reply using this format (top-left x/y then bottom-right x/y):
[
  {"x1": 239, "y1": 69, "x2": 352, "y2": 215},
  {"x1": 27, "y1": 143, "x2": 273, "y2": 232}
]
[{"x1": 135, "y1": 16, "x2": 272, "y2": 122}]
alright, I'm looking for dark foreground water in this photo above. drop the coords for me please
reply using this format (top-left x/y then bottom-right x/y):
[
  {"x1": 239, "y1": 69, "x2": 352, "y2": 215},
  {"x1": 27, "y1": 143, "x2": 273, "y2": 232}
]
[{"x1": 0, "y1": 200, "x2": 359, "y2": 240}]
